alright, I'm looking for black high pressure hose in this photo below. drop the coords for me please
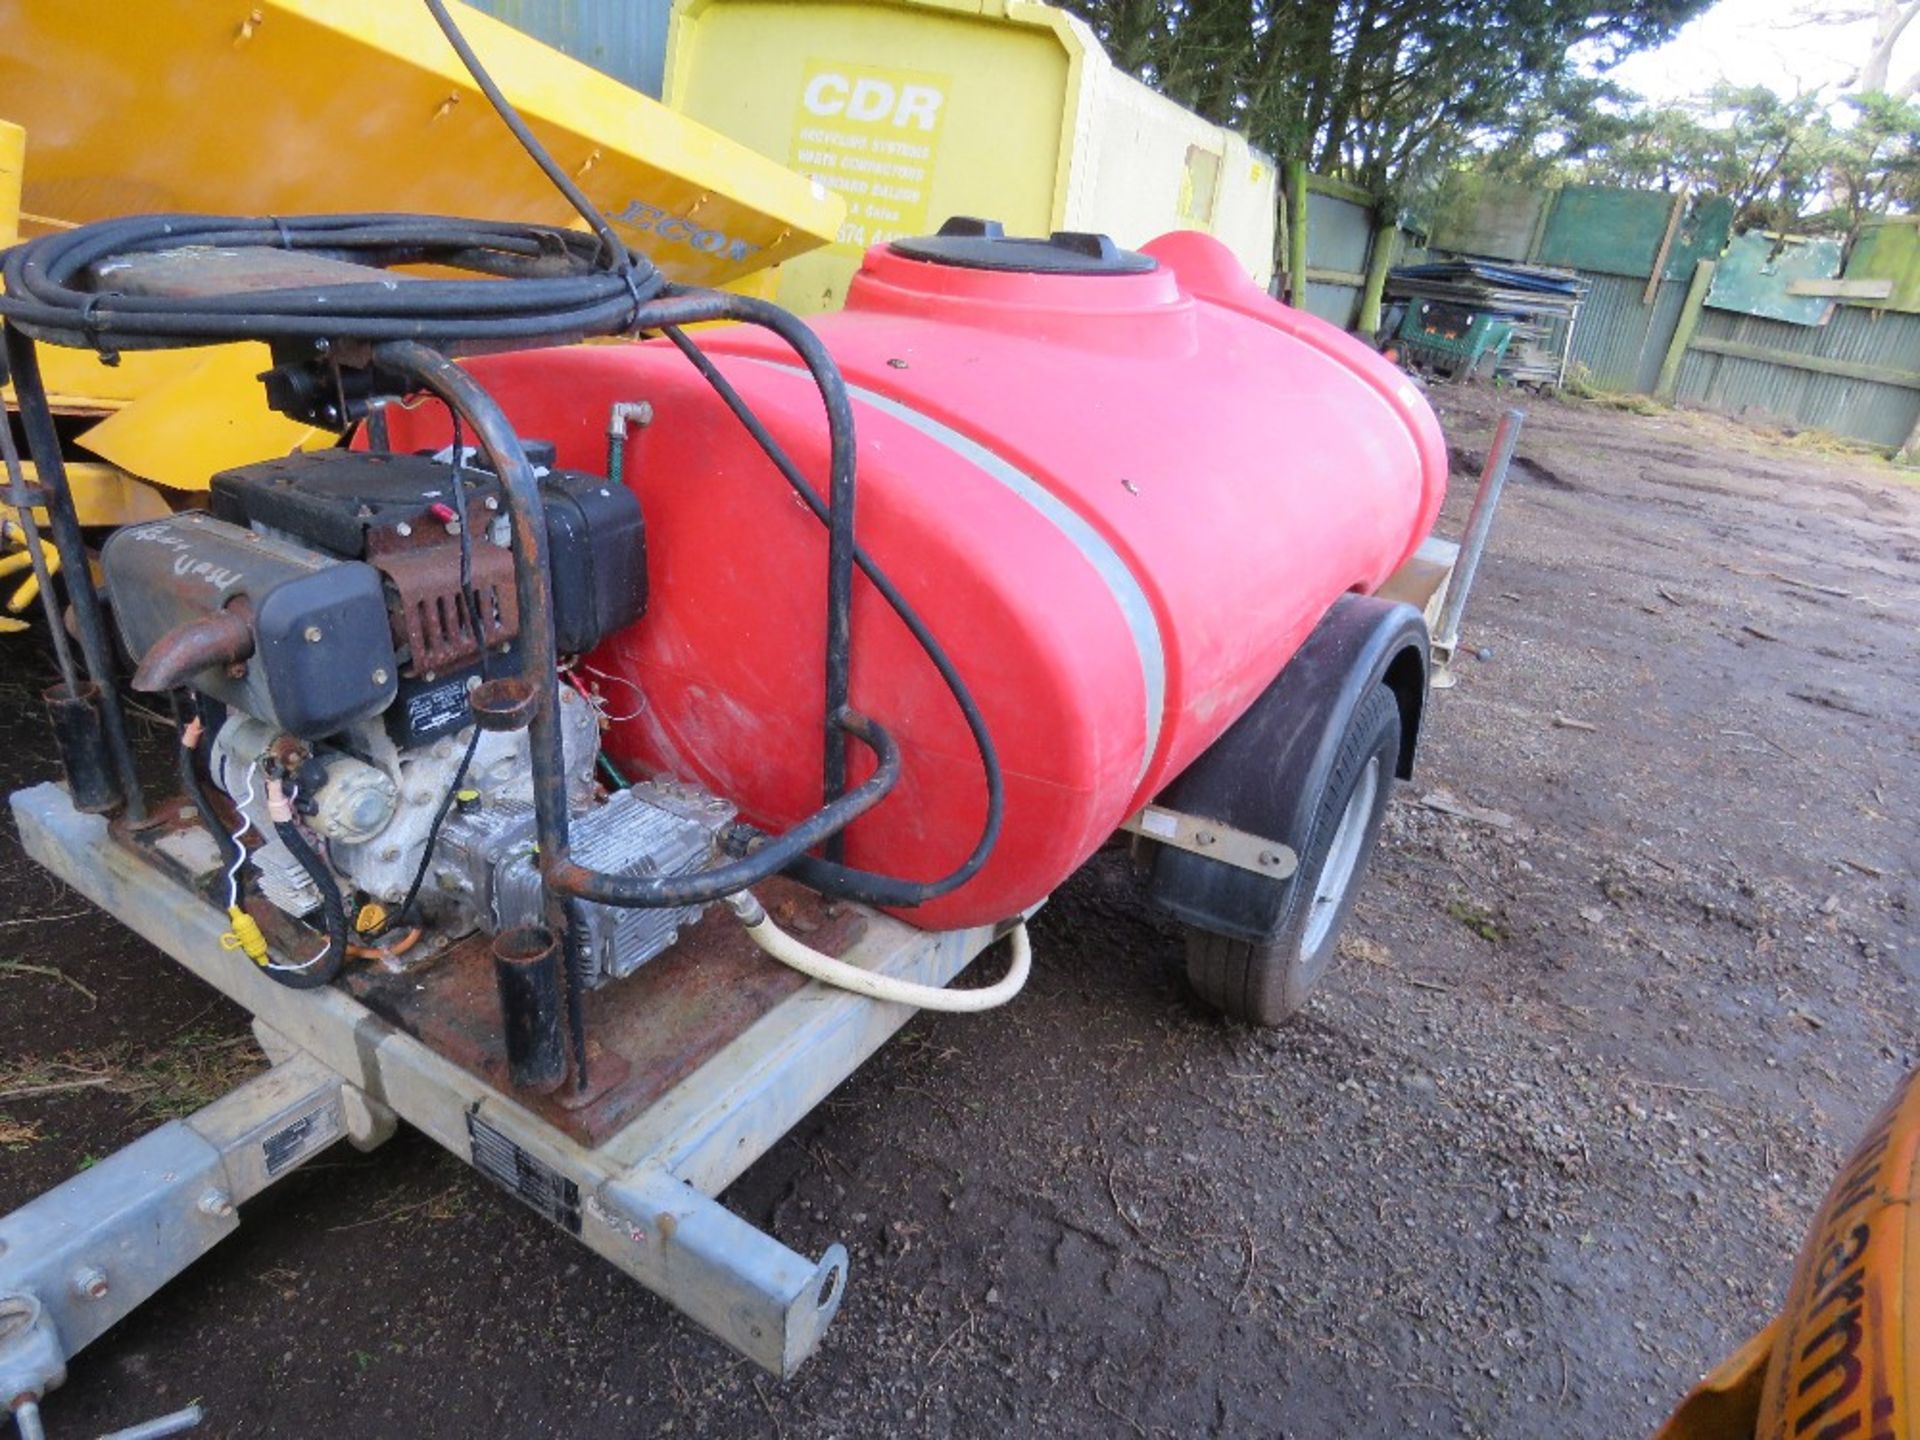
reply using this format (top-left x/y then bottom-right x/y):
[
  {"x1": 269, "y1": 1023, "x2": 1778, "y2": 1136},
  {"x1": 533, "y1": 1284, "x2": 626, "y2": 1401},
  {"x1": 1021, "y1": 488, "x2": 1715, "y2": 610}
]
[
  {"x1": 0, "y1": 214, "x2": 661, "y2": 350},
  {"x1": 660, "y1": 325, "x2": 1005, "y2": 907}
]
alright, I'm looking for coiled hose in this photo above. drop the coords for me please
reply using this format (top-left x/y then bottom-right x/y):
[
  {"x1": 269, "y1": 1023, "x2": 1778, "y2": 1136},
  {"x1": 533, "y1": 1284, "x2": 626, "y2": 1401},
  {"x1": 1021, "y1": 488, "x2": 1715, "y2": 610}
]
[{"x1": 0, "y1": 215, "x2": 661, "y2": 352}]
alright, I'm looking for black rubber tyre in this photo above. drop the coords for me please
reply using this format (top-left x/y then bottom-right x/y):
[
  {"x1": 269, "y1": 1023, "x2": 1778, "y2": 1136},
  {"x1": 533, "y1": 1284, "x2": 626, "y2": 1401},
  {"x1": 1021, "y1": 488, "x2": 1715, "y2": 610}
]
[{"x1": 1184, "y1": 682, "x2": 1401, "y2": 1026}]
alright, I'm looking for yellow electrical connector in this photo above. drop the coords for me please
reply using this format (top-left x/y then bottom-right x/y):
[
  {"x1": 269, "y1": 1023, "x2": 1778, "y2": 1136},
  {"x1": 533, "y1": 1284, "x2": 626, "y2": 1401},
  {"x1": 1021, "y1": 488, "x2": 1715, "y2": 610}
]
[
  {"x1": 221, "y1": 906, "x2": 270, "y2": 966},
  {"x1": 0, "y1": 523, "x2": 61, "y2": 620}
]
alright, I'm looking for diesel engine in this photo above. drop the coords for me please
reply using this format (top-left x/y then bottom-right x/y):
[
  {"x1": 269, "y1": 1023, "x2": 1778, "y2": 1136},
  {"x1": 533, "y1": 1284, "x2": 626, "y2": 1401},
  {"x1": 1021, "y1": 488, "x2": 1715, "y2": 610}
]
[{"x1": 102, "y1": 445, "x2": 731, "y2": 986}]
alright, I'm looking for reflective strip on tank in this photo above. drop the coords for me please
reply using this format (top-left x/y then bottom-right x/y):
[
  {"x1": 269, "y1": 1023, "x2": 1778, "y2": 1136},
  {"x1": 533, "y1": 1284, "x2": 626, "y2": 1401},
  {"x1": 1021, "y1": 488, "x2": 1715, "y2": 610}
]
[{"x1": 735, "y1": 359, "x2": 1167, "y2": 782}]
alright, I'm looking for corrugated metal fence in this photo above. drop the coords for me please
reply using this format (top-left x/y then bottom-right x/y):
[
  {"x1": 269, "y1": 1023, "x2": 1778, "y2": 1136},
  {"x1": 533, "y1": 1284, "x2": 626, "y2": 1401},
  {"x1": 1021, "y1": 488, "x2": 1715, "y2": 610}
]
[
  {"x1": 1676, "y1": 305, "x2": 1920, "y2": 448},
  {"x1": 465, "y1": 0, "x2": 674, "y2": 96},
  {"x1": 1571, "y1": 274, "x2": 1691, "y2": 397},
  {"x1": 1302, "y1": 187, "x2": 1373, "y2": 330},
  {"x1": 1433, "y1": 181, "x2": 1920, "y2": 449}
]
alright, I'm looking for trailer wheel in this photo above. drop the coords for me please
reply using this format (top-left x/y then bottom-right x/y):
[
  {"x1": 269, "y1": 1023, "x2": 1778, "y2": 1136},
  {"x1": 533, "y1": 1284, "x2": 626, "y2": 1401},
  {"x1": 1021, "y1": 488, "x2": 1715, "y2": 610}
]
[{"x1": 1184, "y1": 683, "x2": 1401, "y2": 1026}]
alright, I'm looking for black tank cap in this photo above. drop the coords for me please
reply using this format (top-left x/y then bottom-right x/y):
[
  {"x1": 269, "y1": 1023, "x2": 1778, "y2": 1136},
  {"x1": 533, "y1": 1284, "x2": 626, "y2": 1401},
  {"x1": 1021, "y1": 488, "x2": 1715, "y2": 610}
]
[{"x1": 890, "y1": 217, "x2": 1158, "y2": 274}]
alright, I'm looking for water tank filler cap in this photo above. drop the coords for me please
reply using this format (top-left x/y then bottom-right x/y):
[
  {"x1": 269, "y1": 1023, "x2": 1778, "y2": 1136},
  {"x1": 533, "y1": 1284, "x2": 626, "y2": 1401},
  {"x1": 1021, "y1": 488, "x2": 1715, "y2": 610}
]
[{"x1": 890, "y1": 217, "x2": 1158, "y2": 275}]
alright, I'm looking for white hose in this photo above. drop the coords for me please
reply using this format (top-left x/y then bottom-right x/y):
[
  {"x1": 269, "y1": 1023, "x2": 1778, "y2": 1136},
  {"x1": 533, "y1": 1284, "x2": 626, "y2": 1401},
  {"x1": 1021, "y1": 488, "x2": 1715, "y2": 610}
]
[
  {"x1": 224, "y1": 761, "x2": 258, "y2": 909},
  {"x1": 727, "y1": 891, "x2": 1030, "y2": 1013}
]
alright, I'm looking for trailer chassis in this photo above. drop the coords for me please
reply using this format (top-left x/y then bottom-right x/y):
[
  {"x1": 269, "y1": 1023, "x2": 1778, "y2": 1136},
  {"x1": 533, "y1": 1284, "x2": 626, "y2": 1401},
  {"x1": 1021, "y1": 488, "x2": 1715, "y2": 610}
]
[{"x1": 1, "y1": 783, "x2": 1004, "y2": 1434}]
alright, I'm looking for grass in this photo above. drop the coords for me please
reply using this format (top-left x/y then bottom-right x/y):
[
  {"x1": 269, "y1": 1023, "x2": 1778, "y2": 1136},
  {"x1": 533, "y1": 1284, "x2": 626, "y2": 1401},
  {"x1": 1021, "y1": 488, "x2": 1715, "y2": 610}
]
[
  {"x1": 1446, "y1": 897, "x2": 1510, "y2": 945},
  {"x1": 130, "y1": 1028, "x2": 266, "y2": 1118},
  {"x1": 1555, "y1": 365, "x2": 1667, "y2": 417},
  {"x1": 0, "y1": 957, "x2": 98, "y2": 1008},
  {"x1": 1775, "y1": 425, "x2": 1906, "y2": 464},
  {"x1": 0, "y1": 1115, "x2": 41, "y2": 1150},
  {"x1": 325, "y1": 1182, "x2": 469, "y2": 1232},
  {"x1": 1558, "y1": 361, "x2": 1913, "y2": 470},
  {"x1": 0, "y1": 1028, "x2": 264, "y2": 1126}
]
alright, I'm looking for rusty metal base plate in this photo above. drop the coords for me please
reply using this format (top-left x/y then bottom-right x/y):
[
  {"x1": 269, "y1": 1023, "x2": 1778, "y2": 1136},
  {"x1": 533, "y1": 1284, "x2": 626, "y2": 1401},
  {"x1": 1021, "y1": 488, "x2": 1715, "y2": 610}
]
[
  {"x1": 345, "y1": 885, "x2": 864, "y2": 1147},
  {"x1": 116, "y1": 795, "x2": 865, "y2": 1148}
]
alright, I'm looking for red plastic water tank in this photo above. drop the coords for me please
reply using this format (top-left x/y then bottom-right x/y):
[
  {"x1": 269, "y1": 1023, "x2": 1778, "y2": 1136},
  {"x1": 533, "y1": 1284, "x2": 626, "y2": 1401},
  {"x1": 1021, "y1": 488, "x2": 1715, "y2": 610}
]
[{"x1": 420, "y1": 230, "x2": 1446, "y2": 929}]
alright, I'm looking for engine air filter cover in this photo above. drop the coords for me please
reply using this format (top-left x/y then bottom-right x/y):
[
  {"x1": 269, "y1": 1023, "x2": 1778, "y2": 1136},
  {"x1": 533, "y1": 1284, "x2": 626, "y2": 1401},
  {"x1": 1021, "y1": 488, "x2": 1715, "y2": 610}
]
[{"x1": 102, "y1": 511, "x2": 398, "y2": 738}]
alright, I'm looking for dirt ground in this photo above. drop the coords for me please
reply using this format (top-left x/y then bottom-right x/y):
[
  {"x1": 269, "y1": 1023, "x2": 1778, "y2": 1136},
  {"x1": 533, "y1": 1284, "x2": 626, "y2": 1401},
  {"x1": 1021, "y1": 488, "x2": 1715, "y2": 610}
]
[{"x1": 1, "y1": 386, "x2": 1915, "y2": 1439}]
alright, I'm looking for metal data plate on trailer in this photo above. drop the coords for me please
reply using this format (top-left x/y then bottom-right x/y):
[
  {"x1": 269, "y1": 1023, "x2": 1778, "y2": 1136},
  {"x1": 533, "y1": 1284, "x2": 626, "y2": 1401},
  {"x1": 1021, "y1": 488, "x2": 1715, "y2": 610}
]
[{"x1": 1121, "y1": 804, "x2": 1298, "y2": 880}]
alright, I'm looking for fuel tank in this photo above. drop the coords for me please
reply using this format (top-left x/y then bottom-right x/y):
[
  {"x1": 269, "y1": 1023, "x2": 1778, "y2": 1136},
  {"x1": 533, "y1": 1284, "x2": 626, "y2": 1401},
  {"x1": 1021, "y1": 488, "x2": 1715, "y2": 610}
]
[{"x1": 429, "y1": 229, "x2": 1447, "y2": 929}]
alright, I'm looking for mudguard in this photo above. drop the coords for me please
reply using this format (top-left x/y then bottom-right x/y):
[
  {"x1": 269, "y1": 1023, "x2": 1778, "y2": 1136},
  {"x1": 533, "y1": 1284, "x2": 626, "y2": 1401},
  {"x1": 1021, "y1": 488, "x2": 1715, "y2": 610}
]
[{"x1": 1146, "y1": 594, "x2": 1429, "y2": 943}]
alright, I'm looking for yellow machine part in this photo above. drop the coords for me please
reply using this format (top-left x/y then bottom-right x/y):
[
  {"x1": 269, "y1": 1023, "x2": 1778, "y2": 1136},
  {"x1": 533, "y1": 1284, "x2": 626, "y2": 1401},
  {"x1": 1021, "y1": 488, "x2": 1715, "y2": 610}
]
[
  {"x1": 1, "y1": 1, "x2": 837, "y2": 528},
  {"x1": 1, "y1": 0, "x2": 838, "y2": 289},
  {"x1": 64, "y1": 346, "x2": 324, "y2": 495},
  {"x1": 667, "y1": 0, "x2": 1081, "y2": 312},
  {"x1": 1656, "y1": 1067, "x2": 1920, "y2": 1439},
  {"x1": 3, "y1": 344, "x2": 322, "y2": 508},
  {"x1": 0, "y1": 119, "x2": 19, "y2": 247}
]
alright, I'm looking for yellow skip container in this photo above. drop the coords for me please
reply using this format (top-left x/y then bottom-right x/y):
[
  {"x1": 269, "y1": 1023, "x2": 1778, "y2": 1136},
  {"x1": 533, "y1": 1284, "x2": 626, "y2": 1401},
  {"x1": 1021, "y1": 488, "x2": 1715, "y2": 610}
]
[{"x1": 664, "y1": 0, "x2": 1278, "y2": 312}]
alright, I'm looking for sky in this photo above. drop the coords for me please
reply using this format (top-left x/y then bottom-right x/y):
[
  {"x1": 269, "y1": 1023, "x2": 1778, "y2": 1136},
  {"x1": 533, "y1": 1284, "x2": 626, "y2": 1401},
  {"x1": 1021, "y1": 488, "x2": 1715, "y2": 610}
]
[{"x1": 1604, "y1": 0, "x2": 1917, "y2": 105}]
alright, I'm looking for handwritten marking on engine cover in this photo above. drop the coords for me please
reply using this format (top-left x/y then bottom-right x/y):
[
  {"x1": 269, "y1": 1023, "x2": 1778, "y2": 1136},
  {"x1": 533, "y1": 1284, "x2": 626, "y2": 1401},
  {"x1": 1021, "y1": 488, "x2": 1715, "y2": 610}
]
[{"x1": 121, "y1": 523, "x2": 248, "y2": 592}]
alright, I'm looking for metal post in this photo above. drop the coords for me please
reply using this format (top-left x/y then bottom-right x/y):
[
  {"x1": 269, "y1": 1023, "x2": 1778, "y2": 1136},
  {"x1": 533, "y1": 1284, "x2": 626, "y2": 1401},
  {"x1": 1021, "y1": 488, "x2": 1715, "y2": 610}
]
[
  {"x1": 96, "y1": 1403, "x2": 204, "y2": 1440},
  {"x1": 2, "y1": 327, "x2": 145, "y2": 820},
  {"x1": 1554, "y1": 296, "x2": 1582, "y2": 391},
  {"x1": 1656, "y1": 259, "x2": 1716, "y2": 403},
  {"x1": 1433, "y1": 408, "x2": 1524, "y2": 656}
]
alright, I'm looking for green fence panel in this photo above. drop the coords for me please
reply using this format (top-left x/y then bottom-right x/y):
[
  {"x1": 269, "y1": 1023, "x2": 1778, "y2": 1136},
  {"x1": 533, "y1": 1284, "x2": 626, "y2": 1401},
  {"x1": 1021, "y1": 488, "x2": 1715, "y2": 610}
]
[
  {"x1": 1535, "y1": 185, "x2": 1676, "y2": 278},
  {"x1": 1662, "y1": 194, "x2": 1734, "y2": 281},
  {"x1": 1845, "y1": 217, "x2": 1920, "y2": 314},
  {"x1": 1427, "y1": 174, "x2": 1544, "y2": 262},
  {"x1": 1705, "y1": 231, "x2": 1843, "y2": 326}
]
